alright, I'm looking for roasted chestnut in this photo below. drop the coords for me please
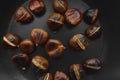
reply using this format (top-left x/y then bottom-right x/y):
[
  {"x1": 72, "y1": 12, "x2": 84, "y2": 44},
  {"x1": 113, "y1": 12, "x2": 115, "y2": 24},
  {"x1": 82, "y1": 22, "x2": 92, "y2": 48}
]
[
  {"x1": 84, "y1": 58, "x2": 102, "y2": 70},
  {"x1": 54, "y1": 71, "x2": 69, "y2": 80},
  {"x1": 69, "y1": 34, "x2": 89, "y2": 50},
  {"x1": 38, "y1": 73, "x2": 53, "y2": 80},
  {"x1": 47, "y1": 13, "x2": 64, "y2": 31},
  {"x1": 2, "y1": 33, "x2": 19, "y2": 48},
  {"x1": 29, "y1": 0, "x2": 45, "y2": 14},
  {"x1": 12, "y1": 54, "x2": 30, "y2": 70},
  {"x1": 65, "y1": 8, "x2": 82, "y2": 25},
  {"x1": 32, "y1": 55, "x2": 49, "y2": 70},
  {"x1": 15, "y1": 6, "x2": 32, "y2": 23},
  {"x1": 70, "y1": 64, "x2": 85, "y2": 80},
  {"x1": 53, "y1": 0, "x2": 68, "y2": 14},
  {"x1": 31, "y1": 28, "x2": 48, "y2": 46},
  {"x1": 19, "y1": 39, "x2": 35, "y2": 54},
  {"x1": 45, "y1": 39, "x2": 65, "y2": 58},
  {"x1": 84, "y1": 8, "x2": 99, "y2": 24},
  {"x1": 86, "y1": 24, "x2": 102, "y2": 39}
]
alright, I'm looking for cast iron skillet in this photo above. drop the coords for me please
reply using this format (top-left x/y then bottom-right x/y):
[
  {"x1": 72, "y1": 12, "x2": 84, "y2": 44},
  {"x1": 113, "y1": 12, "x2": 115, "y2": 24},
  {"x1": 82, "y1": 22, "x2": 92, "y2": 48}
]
[{"x1": 0, "y1": 0, "x2": 120, "y2": 80}]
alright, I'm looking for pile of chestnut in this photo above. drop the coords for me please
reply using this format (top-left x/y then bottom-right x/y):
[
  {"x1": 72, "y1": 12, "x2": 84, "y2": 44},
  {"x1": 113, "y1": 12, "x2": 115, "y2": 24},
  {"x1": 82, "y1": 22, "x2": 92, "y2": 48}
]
[{"x1": 2, "y1": 0, "x2": 103, "y2": 80}]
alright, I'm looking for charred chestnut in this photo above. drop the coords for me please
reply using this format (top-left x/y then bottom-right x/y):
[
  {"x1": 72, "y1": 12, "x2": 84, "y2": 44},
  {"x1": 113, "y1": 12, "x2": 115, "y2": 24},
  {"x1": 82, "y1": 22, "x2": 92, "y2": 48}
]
[
  {"x1": 69, "y1": 34, "x2": 89, "y2": 50},
  {"x1": 32, "y1": 55, "x2": 49, "y2": 70},
  {"x1": 31, "y1": 28, "x2": 48, "y2": 46},
  {"x1": 3, "y1": 33, "x2": 19, "y2": 48},
  {"x1": 86, "y1": 24, "x2": 102, "y2": 39},
  {"x1": 65, "y1": 8, "x2": 82, "y2": 25},
  {"x1": 12, "y1": 54, "x2": 30, "y2": 70},
  {"x1": 45, "y1": 39, "x2": 65, "y2": 58},
  {"x1": 47, "y1": 13, "x2": 64, "y2": 31},
  {"x1": 19, "y1": 39, "x2": 35, "y2": 54},
  {"x1": 15, "y1": 6, "x2": 32, "y2": 22},
  {"x1": 29, "y1": 0, "x2": 45, "y2": 14},
  {"x1": 38, "y1": 73, "x2": 53, "y2": 80},
  {"x1": 84, "y1": 8, "x2": 99, "y2": 24},
  {"x1": 84, "y1": 58, "x2": 102, "y2": 70},
  {"x1": 53, "y1": 0, "x2": 68, "y2": 14},
  {"x1": 54, "y1": 71, "x2": 69, "y2": 80},
  {"x1": 70, "y1": 64, "x2": 85, "y2": 80}
]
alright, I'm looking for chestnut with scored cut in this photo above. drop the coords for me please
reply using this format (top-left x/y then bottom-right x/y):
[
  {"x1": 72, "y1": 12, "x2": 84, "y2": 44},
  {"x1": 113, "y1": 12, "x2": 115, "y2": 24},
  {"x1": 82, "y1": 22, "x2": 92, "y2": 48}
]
[
  {"x1": 69, "y1": 34, "x2": 89, "y2": 50},
  {"x1": 86, "y1": 24, "x2": 102, "y2": 39},
  {"x1": 15, "y1": 6, "x2": 32, "y2": 22},
  {"x1": 53, "y1": 0, "x2": 68, "y2": 14},
  {"x1": 84, "y1": 8, "x2": 99, "y2": 24},
  {"x1": 54, "y1": 71, "x2": 69, "y2": 80},
  {"x1": 70, "y1": 64, "x2": 85, "y2": 80},
  {"x1": 3, "y1": 33, "x2": 19, "y2": 48},
  {"x1": 65, "y1": 8, "x2": 82, "y2": 25},
  {"x1": 45, "y1": 39, "x2": 65, "y2": 58},
  {"x1": 29, "y1": 0, "x2": 45, "y2": 14},
  {"x1": 47, "y1": 13, "x2": 64, "y2": 31},
  {"x1": 19, "y1": 39, "x2": 35, "y2": 54},
  {"x1": 31, "y1": 28, "x2": 48, "y2": 46},
  {"x1": 38, "y1": 73, "x2": 53, "y2": 80}
]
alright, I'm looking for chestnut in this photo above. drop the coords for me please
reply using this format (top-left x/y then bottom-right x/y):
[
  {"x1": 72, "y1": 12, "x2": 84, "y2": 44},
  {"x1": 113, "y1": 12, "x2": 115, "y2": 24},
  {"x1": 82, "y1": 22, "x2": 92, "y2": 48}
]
[
  {"x1": 54, "y1": 71, "x2": 69, "y2": 80},
  {"x1": 84, "y1": 8, "x2": 99, "y2": 24},
  {"x1": 45, "y1": 39, "x2": 65, "y2": 58},
  {"x1": 65, "y1": 8, "x2": 82, "y2": 25},
  {"x1": 19, "y1": 39, "x2": 35, "y2": 54},
  {"x1": 69, "y1": 34, "x2": 89, "y2": 50},
  {"x1": 12, "y1": 53, "x2": 30, "y2": 70},
  {"x1": 38, "y1": 73, "x2": 53, "y2": 80},
  {"x1": 47, "y1": 13, "x2": 64, "y2": 31},
  {"x1": 32, "y1": 55, "x2": 49, "y2": 70},
  {"x1": 70, "y1": 64, "x2": 85, "y2": 80},
  {"x1": 29, "y1": 0, "x2": 45, "y2": 14},
  {"x1": 53, "y1": 0, "x2": 68, "y2": 14},
  {"x1": 2, "y1": 33, "x2": 19, "y2": 48},
  {"x1": 84, "y1": 58, "x2": 102, "y2": 70},
  {"x1": 15, "y1": 6, "x2": 32, "y2": 23},
  {"x1": 85, "y1": 24, "x2": 102, "y2": 39},
  {"x1": 31, "y1": 28, "x2": 48, "y2": 46}
]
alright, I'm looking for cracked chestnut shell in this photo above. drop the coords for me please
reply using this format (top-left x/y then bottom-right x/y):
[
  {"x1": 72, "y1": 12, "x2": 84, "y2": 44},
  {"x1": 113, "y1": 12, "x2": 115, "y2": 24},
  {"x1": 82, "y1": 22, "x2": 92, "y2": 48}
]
[
  {"x1": 54, "y1": 71, "x2": 69, "y2": 80},
  {"x1": 45, "y1": 39, "x2": 65, "y2": 58},
  {"x1": 15, "y1": 6, "x2": 32, "y2": 22},
  {"x1": 53, "y1": 0, "x2": 68, "y2": 14},
  {"x1": 70, "y1": 64, "x2": 85, "y2": 80},
  {"x1": 84, "y1": 8, "x2": 99, "y2": 24},
  {"x1": 2, "y1": 33, "x2": 19, "y2": 48},
  {"x1": 19, "y1": 39, "x2": 35, "y2": 54},
  {"x1": 86, "y1": 24, "x2": 102, "y2": 39},
  {"x1": 47, "y1": 13, "x2": 64, "y2": 31},
  {"x1": 12, "y1": 54, "x2": 30, "y2": 70},
  {"x1": 29, "y1": 0, "x2": 45, "y2": 14},
  {"x1": 32, "y1": 55, "x2": 49, "y2": 70},
  {"x1": 84, "y1": 58, "x2": 102, "y2": 70},
  {"x1": 31, "y1": 28, "x2": 48, "y2": 46},
  {"x1": 65, "y1": 8, "x2": 82, "y2": 25},
  {"x1": 69, "y1": 34, "x2": 89, "y2": 50},
  {"x1": 38, "y1": 73, "x2": 53, "y2": 80}
]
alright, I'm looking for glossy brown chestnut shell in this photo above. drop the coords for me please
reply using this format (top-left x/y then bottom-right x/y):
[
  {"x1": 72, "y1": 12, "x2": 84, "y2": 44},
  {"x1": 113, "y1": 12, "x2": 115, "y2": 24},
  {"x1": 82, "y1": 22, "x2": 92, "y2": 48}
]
[
  {"x1": 2, "y1": 33, "x2": 19, "y2": 48},
  {"x1": 53, "y1": 0, "x2": 68, "y2": 14},
  {"x1": 65, "y1": 8, "x2": 82, "y2": 25},
  {"x1": 70, "y1": 64, "x2": 85, "y2": 80},
  {"x1": 45, "y1": 39, "x2": 65, "y2": 58},
  {"x1": 31, "y1": 28, "x2": 48, "y2": 46},
  {"x1": 12, "y1": 53, "x2": 30, "y2": 70},
  {"x1": 47, "y1": 13, "x2": 64, "y2": 31},
  {"x1": 32, "y1": 55, "x2": 49, "y2": 70},
  {"x1": 69, "y1": 34, "x2": 89, "y2": 50},
  {"x1": 86, "y1": 24, "x2": 102, "y2": 39},
  {"x1": 54, "y1": 71, "x2": 69, "y2": 80},
  {"x1": 38, "y1": 73, "x2": 53, "y2": 80},
  {"x1": 15, "y1": 6, "x2": 32, "y2": 22},
  {"x1": 29, "y1": 0, "x2": 45, "y2": 14},
  {"x1": 84, "y1": 58, "x2": 102, "y2": 70},
  {"x1": 19, "y1": 39, "x2": 35, "y2": 54}
]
